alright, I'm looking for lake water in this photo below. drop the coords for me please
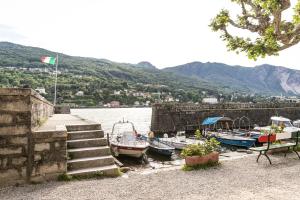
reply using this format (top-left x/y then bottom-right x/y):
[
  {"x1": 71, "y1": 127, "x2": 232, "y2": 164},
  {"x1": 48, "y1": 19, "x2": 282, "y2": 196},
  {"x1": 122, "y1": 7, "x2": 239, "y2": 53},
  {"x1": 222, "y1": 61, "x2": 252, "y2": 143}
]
[
  {"x1": 71, "y1": 108, "x2": 248, "y2": 171},
  {"x1": 71, "y1": 107, "x2": 152, "y2": 135},
  {"x1": 71, "y1": 108, "x2": 183, "y2": 169}
]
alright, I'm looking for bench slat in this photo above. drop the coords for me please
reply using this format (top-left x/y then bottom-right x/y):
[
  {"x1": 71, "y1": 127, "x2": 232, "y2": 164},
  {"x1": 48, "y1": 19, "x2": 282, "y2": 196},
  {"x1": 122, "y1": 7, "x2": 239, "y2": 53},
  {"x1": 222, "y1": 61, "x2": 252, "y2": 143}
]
[{"x1": 250, "y1": 142, "x2": 296, "y2": 151}]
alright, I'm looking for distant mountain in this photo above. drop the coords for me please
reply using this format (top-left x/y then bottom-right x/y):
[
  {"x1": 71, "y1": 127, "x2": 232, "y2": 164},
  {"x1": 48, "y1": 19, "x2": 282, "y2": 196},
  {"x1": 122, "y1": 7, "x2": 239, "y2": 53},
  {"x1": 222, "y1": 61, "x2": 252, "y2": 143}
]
[
  {"x1": 0, "y1": 42, "x2": 219, "y2": 106},
  {"x1": 135, "y1": 61, "x2": 156, "y2": 69},
  {"x1": 163, "y1": 62, "x2": 300, "y2": 95},
  {"x1": 1, "y1": 41, "x2": 300, "y2": 104}
]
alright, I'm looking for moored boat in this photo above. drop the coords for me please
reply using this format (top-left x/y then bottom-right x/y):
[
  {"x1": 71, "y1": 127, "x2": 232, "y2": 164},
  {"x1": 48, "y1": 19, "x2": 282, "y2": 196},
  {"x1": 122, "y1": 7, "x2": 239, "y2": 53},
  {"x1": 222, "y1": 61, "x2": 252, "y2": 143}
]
[
  {"x1": 140, "y1": 135, "x2": 175, "y2": 156},
  {"x1": 254, "y1": 116, "x2": 300, "y2": 134},
  {"x1": 149, "y1": 139, "x2": 175, "y2": 156},
  {"x1": 202, "y1": 117, "x2": 256, "y2": 148},
  {"x1": 213, "y1": 132, "x2": 256, "y2": 148},
  {"x1": 254, "y1": 116, "x2": 300, "y2": 142},
  {"x1": 110, "y1": 120, "x2": 149, "y2": 158},
  {"x1": 160, "y1": 131, "x2": 204, "y2": 150}
]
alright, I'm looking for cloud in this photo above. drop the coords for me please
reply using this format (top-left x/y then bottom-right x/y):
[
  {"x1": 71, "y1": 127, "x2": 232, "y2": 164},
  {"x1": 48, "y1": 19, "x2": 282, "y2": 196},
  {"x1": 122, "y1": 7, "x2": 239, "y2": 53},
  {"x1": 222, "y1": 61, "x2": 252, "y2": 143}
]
[{"x1": 0, "y1": 24, "x2": 26, "y2": 42}]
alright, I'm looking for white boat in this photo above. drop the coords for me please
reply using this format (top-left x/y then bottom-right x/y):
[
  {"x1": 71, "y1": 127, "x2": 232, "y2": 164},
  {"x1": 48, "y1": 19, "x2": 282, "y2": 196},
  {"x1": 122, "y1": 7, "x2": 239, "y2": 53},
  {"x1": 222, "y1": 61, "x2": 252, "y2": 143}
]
[
  {"x1": 160, "y1": 131, "x2": 204, "y2": 150},
  {"x1": 254, "y1": 116, "x2": 300, "y2": 133},
  {"x1": 293, "y1": 120, "x2": 300, "y2": 128},
  {"x1": 110, "y1": 120, "x2": 149, "y2": 158}
]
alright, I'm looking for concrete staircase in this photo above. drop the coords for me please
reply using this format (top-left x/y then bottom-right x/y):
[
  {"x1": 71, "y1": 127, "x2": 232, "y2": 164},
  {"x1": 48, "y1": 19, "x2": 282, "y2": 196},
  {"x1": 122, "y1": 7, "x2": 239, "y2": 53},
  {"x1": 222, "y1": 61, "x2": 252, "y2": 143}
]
[{"x1": 66, "y1": 124, "x2": 119, "y2": 177}]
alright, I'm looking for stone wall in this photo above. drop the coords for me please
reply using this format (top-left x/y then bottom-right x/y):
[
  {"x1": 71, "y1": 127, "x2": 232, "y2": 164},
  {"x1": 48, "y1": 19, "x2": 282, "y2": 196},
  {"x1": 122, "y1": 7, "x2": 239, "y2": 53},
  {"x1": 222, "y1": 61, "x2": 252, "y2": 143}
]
[
  {"x1": 0, "y1": 88, "x2": 54, "y2": 186},
  {"x1": 54, "y1": 105, "x2": 71, "y2": 114},
  {"x1": 31, "y1": 126, "x2": 67, "y2": 183},
  {"x1": 151, "y1": 103, "x2": 300, "y2": 134},
  {"x1": 31, "y1": 92, "x2": 54, "y2": 128}
]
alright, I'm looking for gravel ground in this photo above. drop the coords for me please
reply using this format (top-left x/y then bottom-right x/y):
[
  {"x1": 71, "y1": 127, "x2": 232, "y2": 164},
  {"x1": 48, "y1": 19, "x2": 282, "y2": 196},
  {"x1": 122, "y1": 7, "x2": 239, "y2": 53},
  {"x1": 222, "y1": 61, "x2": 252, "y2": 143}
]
[{"x1": 1, "y1": 154, "x2": 300, "y2": 200}]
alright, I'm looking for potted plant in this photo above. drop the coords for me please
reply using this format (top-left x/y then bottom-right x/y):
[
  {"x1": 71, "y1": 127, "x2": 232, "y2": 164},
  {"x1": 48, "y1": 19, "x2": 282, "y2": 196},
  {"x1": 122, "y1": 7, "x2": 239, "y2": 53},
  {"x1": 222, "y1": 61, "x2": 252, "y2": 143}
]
[{"x1": 181, "y1": 138, "x2": 220, "y2": 167}]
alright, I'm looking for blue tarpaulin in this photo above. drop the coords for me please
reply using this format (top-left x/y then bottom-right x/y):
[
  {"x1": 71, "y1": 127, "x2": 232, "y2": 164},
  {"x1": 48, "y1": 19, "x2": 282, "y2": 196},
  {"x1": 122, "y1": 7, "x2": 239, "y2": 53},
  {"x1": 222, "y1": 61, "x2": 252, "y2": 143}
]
[{"x1": 201, "y1": 117, "x2": 223, "y2": 125}]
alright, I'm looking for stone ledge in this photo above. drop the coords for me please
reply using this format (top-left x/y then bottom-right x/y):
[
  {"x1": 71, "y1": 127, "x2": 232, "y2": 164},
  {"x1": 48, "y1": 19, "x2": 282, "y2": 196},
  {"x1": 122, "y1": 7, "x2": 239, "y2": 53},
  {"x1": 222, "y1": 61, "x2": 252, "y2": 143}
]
[
  {"x1": 0, "y1": 168, "x2": 26, "y2": 187},
  {"x1": 0, "y1": 147, "x2": 22, "y2": 155},
  {"x1": 34, "y1": 143, "x2": 50, "y2": 152},
  {"x1": 0, "y1": 125, "x2": 29, "y2": 136},
  {"x1": 0, "y1": 88, "x2": 31, "y2": 96},
  {"x1": 33, "y1": 127, "x2": 67, "y2": 139}
]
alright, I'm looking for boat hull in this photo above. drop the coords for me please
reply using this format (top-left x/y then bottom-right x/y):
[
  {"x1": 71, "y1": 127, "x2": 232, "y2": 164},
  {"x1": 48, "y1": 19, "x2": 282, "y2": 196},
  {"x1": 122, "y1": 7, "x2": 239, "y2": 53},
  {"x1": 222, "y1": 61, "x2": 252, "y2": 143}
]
[
  {"x1": 159, "y1": 140, "x2": 186, "y2": 150},
  {"x1": 149, "y1": 145, "x2": 174, "y2": 156},
  {"x1": 110, "y1": 143, "x2": 148, "y2": 158},
  {"x1": 215, "y1": 137, "x2": 256, "y2": 148}
]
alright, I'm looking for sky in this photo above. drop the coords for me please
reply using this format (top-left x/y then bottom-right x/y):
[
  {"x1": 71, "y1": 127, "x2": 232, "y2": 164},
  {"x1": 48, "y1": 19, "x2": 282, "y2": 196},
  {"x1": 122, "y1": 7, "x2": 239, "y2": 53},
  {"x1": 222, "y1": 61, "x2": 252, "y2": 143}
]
[{"x1": 0, "y1": 0, "x2": 299, "y2": 69}]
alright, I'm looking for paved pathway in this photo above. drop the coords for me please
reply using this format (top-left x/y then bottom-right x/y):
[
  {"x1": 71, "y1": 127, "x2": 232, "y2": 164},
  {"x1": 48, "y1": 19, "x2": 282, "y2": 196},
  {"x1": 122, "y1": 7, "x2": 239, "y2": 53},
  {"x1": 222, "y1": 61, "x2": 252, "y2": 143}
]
[
  {"x1": 36, "y1": 114, "x2": 96, "y2": 131},
  {"x1": 1, "y1": 154, "x2": 300, "y2": 200}
]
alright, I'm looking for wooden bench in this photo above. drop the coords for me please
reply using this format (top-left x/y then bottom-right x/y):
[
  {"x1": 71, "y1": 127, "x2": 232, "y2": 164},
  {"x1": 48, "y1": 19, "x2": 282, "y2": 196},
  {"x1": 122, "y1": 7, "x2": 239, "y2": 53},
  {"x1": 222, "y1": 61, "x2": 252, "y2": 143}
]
[{"x1": 249, "y1": 131, "x2": 300, "y2": 164}]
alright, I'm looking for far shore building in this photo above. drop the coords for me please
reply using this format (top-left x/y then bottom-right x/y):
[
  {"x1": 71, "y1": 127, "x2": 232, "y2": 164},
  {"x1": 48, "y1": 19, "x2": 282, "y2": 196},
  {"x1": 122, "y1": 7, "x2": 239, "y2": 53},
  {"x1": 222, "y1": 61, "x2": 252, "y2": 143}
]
[
  {"x1": 165, "y1": 96, "x2": 174, "y2": 102},
  {"x1": 145, "y1": 101, "x2": 151, "y2": 106},
  {"x1": 113, "y1": 90, "x2": 121, "y2": 95},
  {"x1": 75, "y1": 91, "x2": 84, "y2": 96},
  {"x1": 110, "y1": 101, "x2": 120, "y2": 108},
  {"x1": 35, "y1": 88, "x2": 47, "y2": 95},
  {"x1": 202, "y1": 97, "x2": 218, "y2": 104}
]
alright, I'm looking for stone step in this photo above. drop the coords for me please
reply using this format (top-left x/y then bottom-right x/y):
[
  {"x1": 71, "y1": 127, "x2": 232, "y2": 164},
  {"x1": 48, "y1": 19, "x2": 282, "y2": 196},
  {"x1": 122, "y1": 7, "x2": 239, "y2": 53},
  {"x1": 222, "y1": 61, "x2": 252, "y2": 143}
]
[
  {"x1": 66, "y1": 124, "x2": 102, "y2": 132},
  {"x1": 67, "y1": 138, "x2": 107, "y2": 149},
  {"x1": 67, "y1": 164, "x2": 119, "y2": 177},
  {"x1": 67, "y1": 155, "x2": 115, "y2": 170},
  {"x1": 67, "y1": 146, "x2": 111, "y2": 159},
  {"x1": 67, "y1": 130, "x2": 104, "y2": 140}
]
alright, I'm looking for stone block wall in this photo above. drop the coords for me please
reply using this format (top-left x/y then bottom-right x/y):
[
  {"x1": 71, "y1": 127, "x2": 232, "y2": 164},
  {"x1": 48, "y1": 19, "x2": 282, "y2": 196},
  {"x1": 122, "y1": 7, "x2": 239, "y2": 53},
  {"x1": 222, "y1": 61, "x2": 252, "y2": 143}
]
[
  {"x1": 151, "y1": 103, "x2": 300, "y2": 134},
  {"x1": 0, "y1": 88, "x2": 54, "y2": 186},
  {"x1": 54, "y1": 105, "x2": 71, "y2": 114},
  {"x1": 31, "y1": 127, "x2": 67, "y2": 182},
  {"x1": 31, "y1": 91, "x2": 53, "y2": 128}
]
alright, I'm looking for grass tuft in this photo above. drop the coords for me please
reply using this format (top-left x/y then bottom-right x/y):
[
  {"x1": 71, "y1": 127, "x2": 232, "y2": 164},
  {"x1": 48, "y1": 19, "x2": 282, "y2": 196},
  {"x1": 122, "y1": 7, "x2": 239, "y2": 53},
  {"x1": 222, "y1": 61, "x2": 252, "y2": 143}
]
[
  {"x1": 182, "y1": 161, "x2": 220, "y2": 171},
  {"x1": 58, "y1": 173, "x2": 73, "y2": 181}
]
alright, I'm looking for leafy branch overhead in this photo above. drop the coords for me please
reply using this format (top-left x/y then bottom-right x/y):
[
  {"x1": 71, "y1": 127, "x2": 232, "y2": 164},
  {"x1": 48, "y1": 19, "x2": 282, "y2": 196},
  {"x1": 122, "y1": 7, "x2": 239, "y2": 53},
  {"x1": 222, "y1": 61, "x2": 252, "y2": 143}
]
[{"x1": 210, "y1": 0, "x2": 300, "y2": 60}]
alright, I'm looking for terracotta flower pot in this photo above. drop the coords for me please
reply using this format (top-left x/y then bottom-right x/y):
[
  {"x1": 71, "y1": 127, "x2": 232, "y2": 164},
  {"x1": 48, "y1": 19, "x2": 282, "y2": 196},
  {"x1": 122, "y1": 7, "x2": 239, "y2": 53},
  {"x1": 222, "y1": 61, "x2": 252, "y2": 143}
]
[{"x1": 185, "y1": 152, "x2": 219, "y2": 166}]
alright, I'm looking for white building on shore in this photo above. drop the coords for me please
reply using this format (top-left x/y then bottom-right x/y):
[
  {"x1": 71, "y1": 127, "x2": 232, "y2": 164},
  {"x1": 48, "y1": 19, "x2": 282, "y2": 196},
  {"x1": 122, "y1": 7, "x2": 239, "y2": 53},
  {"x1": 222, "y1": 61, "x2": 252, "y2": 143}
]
[{"x1": 202, "y1": 97, "x2": 218, "y2": 104}]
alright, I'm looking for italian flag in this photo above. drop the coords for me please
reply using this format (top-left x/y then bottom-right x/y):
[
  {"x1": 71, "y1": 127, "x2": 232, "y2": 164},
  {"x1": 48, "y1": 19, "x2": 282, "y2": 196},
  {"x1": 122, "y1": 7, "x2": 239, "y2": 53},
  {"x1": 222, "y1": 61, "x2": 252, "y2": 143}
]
[{"x1": 41, "y1": 56, "x2": 56, "y2": 65}]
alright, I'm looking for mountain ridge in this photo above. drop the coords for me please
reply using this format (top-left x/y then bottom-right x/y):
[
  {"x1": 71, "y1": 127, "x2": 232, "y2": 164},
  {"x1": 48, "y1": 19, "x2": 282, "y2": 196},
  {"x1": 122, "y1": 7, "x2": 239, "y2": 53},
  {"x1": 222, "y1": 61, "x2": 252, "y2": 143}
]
[
  {"x1": 1, "y1": 41, "x2": 300, "y2": 97},
  {"x1": 163, "y1": 61, "x2": 300, "y2": 95}
]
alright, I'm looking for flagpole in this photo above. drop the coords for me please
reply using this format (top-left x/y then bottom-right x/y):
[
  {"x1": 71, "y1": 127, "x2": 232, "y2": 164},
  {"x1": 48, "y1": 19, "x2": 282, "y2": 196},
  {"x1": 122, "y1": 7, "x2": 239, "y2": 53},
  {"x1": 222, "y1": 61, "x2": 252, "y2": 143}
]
[{"x1": 54, "y1": 53, "x2": 58, "y2": 106}]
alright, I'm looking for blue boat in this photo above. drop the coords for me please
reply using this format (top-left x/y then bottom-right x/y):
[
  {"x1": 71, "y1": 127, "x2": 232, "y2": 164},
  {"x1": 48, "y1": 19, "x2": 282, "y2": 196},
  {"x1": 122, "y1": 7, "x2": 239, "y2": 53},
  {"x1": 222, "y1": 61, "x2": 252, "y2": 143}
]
[
  {"x1": 202, "y1": 117, "x2": 256, "y2": 148},
  {"x1": 233, "y1": 130, "x2": 261, "y2": 140},
  {"x1": 140, "y1": 136, "x2": 175, "y2": 156},
  {"x1": 213, "y1": 133, "x2": 256, "y2": 148}
]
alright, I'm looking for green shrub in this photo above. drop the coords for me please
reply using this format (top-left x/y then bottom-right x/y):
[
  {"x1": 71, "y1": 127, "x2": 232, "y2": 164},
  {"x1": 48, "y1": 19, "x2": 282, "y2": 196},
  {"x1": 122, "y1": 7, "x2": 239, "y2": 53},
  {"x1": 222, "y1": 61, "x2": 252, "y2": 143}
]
[
  {"x1": 181, "y1": 144, "x2": 206, "y2": 157},
  {"x1": 181, "y1": 138, "x2": 220, "y2": 157},
  {"x1": 204, "y1": 137, "x2": 220, "y2": 154},
  {"x1": 195, "y1": 129, "x2": 202, "y2": 140}
]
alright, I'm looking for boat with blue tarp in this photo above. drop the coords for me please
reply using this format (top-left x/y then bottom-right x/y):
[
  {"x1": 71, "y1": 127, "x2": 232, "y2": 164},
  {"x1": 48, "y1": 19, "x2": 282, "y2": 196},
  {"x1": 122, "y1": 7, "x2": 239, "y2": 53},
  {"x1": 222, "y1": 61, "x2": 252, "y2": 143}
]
[{"x1": 202, "y1": 117, "x2": 256, "y2": 148}]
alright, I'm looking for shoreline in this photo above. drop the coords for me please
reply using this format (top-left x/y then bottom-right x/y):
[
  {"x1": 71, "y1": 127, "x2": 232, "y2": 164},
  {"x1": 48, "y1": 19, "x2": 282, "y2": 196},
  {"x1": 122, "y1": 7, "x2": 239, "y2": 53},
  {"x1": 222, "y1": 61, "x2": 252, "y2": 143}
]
[{"x1": 70, "y1": 106, "x2": 152, "y2": 109}]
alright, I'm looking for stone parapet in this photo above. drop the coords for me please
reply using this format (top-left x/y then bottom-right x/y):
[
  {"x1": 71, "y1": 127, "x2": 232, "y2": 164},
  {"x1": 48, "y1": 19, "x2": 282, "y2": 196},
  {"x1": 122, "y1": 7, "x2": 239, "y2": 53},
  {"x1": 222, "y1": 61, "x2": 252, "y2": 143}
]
[
  {"x1": 151, "y1": 103, "x2": 300, "y2": 134},
  {"x1": 0, "y1": 88, "x2": 54, "y2": 187},
  {"x1": 54, "y1": 105, "x2": 71, "y2": 114},
  {"x1": 30, "y1": 126, "x2": 67, "y2": 183}
]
